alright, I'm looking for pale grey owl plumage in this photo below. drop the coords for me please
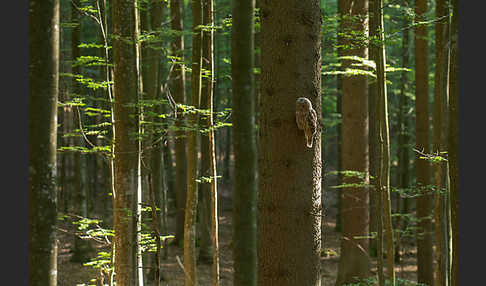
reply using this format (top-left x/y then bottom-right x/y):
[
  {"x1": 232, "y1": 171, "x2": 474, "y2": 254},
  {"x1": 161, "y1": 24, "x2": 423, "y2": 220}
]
[{"x1": 296, "y1": 97, "x2": 318, "y2": 148}]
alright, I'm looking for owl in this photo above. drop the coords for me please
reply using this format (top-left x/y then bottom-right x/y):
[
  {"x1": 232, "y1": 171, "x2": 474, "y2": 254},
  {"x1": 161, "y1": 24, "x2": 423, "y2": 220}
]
[{"x1": 296, "y1": 97, "x2": 318, "y2": 148}]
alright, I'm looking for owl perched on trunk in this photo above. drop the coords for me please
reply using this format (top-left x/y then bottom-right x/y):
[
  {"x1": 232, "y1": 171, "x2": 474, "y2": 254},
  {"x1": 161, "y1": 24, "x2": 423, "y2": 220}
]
[{"x1": 296, "y1": 97, "x2": 318, "y2": 148}]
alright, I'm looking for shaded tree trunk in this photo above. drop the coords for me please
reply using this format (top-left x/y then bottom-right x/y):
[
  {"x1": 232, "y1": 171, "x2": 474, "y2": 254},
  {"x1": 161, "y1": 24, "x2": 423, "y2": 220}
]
[
  {"x1": 170, "y1": 0, "x2": 188, "y2": 246},
  {"x1": 231, "y1": 0, "x2": 257, "y2": 285},
  {"x1": 433, "y1": 0, "x2": 450, "y2": 285},
  {"x1": 414, "y1": 0, "x2": 434, "y2": 284},
  {"x1": 111, "y1": 0, "x2": 140, "y2": 284},
  {"x1": 335, "y1": 0, "x2": 371, "y2": 284},
  {"x1": 395, "y1": 1, "x2": 411, "y2": 264},
  {"x1": 448, "y1": 0, "x2": 458, "y2": 285},
  {"x1": 184, "y1": 0, "x2": 203, "y2": 284},
  {"x1": 29, "y1": 0, "x2": 60, "y2": 285},
  {"x1": 258, "y1": 0, "x2": 322, "y2": 285}
]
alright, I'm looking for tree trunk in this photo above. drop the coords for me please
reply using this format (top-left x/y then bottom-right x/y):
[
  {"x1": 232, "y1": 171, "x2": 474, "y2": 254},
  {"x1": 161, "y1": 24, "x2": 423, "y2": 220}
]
[
  {"x1": 433, "y1": 0, "x2": 450, "y2": 285},
  {"x1": 184, "y1": 0, "x2": 203, "y2": 284},
  {"x1": 335, "y1": 0, "x2": 371, "y2": 284},
  {"x1": 231, "y1": 0, "x2": 257, "y2": 285},
  {"x1": 448, "y1": 0, "x2": 458, "y2": 284},
  {"x1": 29, "y1": 0, "x2": 60, "y2": 285},
  {"x1": 204, "y1": 1, "x2": 220, "y2": 283},
  {"x1": 111, "y1": 0, "x2": 140, "y2": 284},
  {"x1": 395, "y1": 2, "x2": 411, "y2": 264},
  {"x1": 170, "y1": 0, "x2": 188, "y2": 246},
  {"x1": 198, "y1": 0, "x2": 215, "y2": 265},
  {"x1": 371, "y1": 0, "x2": 394, "y2": 283},
  {"x1": 414, "y1": 0, "x2": 434, "y2": 284},
  {"x1": 258, "y1": 1, "x2": 322, "y2": 285}
]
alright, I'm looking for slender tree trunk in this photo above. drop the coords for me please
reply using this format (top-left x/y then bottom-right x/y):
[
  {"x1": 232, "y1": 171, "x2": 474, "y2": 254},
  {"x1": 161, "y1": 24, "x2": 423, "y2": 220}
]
[
  {"x1": 111, "y1": 0, "x2": 139, "y2": 284},
  {"x1": 258, "y1": 0, "x2": 322, "y2": 285},
  {"x1": 198, "y1": 0, "x2": 214, "y2": 264},
  {"x1": 395, "y1": 2, "x2": 411, "y2": 264},
  {"x1": 204, "y1": 1, "x2": 219, "y2": 283},
  {"x1": 414, "y1": 0, "x2": 434, "y2": 284},
  {"x1": 433, "y1": 1, "x2": 450, "y2": 285},
  {"x1": 367, "y1": 0, "x2": 377, "y2": 258},
  {"x1": 184, "y1": 0, "x2": 203, "y2": 284},
  {"x1": 371, "y1": 0, "x2": 394, "y2": 283},
  {"x1": 448, "y1": 1, "x2": 458, "y2": 285},
  {"x1": 335, "y1": 0, "x2": 371, "y2": 284},
  {"x1": 231, "y1": 0, "x2": 257, "y2": 285},
  {"x1": 29, "y1": 1, "x2": 60, "y2": 285},
  {"x1": 170, "y1": 0, "x2": 188, "y2": 246}
]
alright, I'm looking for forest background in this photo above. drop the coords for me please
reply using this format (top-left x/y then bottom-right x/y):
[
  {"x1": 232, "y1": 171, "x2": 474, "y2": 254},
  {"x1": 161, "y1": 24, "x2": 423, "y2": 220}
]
[{"x1": 22, "y1": 0, "x2": 477, "y2": 285}]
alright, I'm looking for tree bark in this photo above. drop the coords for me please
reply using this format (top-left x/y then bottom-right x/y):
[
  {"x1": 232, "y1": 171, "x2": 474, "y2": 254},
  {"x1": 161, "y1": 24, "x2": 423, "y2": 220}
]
[
  {"x1": 29, "y1": 0, "x2": 60, "y2": 285},
  {"x1": 448, "y1": 0, "x2": 458, "y2": 285},
  {"x1": 184, "y1": 0, "x2": 203, "y2": 284},
  {"x1": 371, "y1": 0, "x2": 394, "y2": 283},
  {"x1": 335, "y1": 0, "x2": 371, "y2": 284},
  {"x1": 414, "y1": 0, "x2": 434, "y2": 284},
  {"x1": 111, "y1": 0, "x2": 140, "y2": 284},
  {"x1": 258, "y1": 1, "x2": 322, "y2": 285},
  {"x1": 231, "y1": 0, "x2": 257, "y2": 285},
  {"x1": 433, "y1": 0, "x2": 450, "y2": 285},
  {"x1": 170, "y1": 0, "x2": 188, "y2": 246}
]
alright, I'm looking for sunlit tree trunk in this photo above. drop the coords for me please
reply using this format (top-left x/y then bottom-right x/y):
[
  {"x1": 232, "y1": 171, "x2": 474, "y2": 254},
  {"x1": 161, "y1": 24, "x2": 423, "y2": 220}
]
[
  {"x1": 371, "y1": 0, "x2": 394, "y2": 284},
  {"x1": 29, "y1": 0, "x2": 60, "y2": 285},
  {"x1": 112, "y1": 0, "x2": 140, "y2": 284}
]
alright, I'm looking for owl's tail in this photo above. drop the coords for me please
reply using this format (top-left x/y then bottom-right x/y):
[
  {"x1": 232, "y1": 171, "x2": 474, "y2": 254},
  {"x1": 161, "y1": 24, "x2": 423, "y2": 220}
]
[{"x1": 306, "y1": 135, "x2": 313, "y2": 148}]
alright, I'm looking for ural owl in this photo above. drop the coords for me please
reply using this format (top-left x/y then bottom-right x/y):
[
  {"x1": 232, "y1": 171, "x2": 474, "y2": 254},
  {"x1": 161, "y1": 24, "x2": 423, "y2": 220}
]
[{"x1": 296, "y1": 97, "x2": 318, "y2": 148}]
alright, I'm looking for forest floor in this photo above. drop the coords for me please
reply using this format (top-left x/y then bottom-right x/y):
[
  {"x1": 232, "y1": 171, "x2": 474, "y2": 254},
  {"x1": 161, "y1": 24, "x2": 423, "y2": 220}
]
[{"x1": 57, "y1": 188, "x2": 419, "y2": 286}]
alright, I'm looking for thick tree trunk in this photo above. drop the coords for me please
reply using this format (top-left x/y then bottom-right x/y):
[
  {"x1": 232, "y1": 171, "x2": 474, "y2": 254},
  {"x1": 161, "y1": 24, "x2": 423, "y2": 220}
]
[
  {"x1": 231, "y1": 0, "x2": 257, "y2": 285},
  {"x1": 258, "y1": 1, "x2": 322, "y2": 285},
  {"x1": 335, "y1": 0, "x2": 371, "y2": 284},
  {"x1": 414, "y1": 1, "x2": 434, "y2": 284},
  {"x1": 29, "y1": 1, "x2": 60, "y2": 285},
  {"x1": 170, "y1": 0, "x2": 188, "y2": 246},
  {"x1": 112, "y1": 0, "x2": 139, "y2": 284}
]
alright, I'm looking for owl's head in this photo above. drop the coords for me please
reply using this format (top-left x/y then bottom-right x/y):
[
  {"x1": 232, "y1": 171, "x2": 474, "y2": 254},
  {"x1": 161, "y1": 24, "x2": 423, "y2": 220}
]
[{"x1": 296, "y1": 97, "x2": 312, "y2": 109}]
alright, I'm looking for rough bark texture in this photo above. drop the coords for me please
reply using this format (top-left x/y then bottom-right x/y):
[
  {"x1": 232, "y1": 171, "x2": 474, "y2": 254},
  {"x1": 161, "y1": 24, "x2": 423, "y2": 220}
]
[
  {"x1": 231, "y1": 0, "x2": 257, "y2": 285},
  {"x1": 258, "y1": 0, "x2": 322, "y2": 285},
  {"x1": 335, "y1": 0, "x2": 371, "y2": 284},
  {"x1": 170, "y1": 0, "x2": 188, "y2": 246},
  {"x1": 414, "y1": 0, "x2": 434, "y2": 284},
  {"x1": 448, "y1": 1, "x2": 458, "y2": 285},
  {"x1": 29, "y1": 0, "x2": 60, "y2": 285},
  {"x1": 112, "y1": 0, "x2": 139, "y2": 284}
]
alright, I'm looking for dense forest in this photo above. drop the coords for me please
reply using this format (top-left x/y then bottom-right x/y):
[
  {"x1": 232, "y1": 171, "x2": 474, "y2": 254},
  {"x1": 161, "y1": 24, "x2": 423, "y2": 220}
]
[{"x1": 28, "y1": 0, "x2": 459, "y2": 285}]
